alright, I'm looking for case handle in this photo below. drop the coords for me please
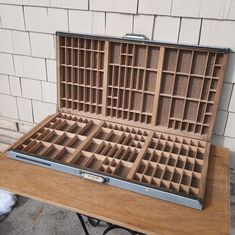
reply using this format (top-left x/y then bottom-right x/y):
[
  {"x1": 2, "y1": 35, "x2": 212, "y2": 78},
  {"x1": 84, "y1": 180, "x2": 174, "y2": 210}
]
[
  {"x1": 80, "y1": 172, "x2": 106, "y2": 184},
  {"x1": 122, "y1": 33, "x2": 149, "y2": 41}
]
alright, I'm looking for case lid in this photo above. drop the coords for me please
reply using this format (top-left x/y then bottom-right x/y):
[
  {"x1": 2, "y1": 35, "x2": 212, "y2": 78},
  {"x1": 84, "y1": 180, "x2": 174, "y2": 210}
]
[{"x1": 56, "y1": 32, "x2": 229, "y2": 141}]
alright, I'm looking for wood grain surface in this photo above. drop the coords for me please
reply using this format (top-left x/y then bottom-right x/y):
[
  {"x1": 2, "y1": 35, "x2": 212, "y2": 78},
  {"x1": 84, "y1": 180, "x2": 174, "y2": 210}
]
[{"x1": 0, "y1": 145, "x2": 230, "y2": 235}]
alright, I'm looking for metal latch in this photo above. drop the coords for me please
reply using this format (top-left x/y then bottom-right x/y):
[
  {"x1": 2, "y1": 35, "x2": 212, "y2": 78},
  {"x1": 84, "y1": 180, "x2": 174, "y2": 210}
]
[
  {"x1": 81, "y1": 172, "x2": 105, "y2": 184},
  {"x1": 122, "y1": 33, "x2": 149, "y2": 41}
]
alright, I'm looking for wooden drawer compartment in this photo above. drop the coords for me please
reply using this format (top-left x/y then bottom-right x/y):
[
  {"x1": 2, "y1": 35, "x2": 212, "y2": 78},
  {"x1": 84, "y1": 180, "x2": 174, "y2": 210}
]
[{"x1": 8, "y1": 32, "x2": 229, "y2": 210}]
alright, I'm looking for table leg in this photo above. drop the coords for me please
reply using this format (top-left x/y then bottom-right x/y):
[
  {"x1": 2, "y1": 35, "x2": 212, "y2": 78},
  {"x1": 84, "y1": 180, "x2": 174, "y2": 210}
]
[
  {"x1": 103, "y1": 224, "x2": 142, "y2": 235},
  {"x1": 76, "y1": 213, "x2": 90, "y2": 235},
  {"x1": 87, "y1": 216, "x2": 101, "y2": 227},
  {"x1": 76, "y1": 212, "x2": 145, "y2": 235}
]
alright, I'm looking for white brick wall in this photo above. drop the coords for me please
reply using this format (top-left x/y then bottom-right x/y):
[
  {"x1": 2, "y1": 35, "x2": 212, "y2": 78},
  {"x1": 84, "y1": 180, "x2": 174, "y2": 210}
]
[
  {"x1": 32, "y1": 100, "x2": 56, "y2": 123},
  {"x1": 46, "y1": 59, "x2": 56, "y2": 82},
  {"x1": 138, "y1": 0, "x2": 171, "y2": 15},
  {"x1": 200, "y1": 20, "x2": 235, "y2": 50},
  {"x1": 133, "y1": 15, "x2": 154, "y2": 39},
  {"x1": 0, "y1": 53, "x2": 14, "y2": 75},
  {"x1": 225, "y1": 112, "x2": 235, "y2": 137},
  {"x1": 14, "y1": 55, "x2": 47, "y2": 80},
  {"x1": 220, "y1": 83, "x2": 232, "y2": 110},
  {"x1": 0, "y1": 29, "x2": 13, "y2": 53},
  {"x1": 24, "y1": 7, "x2": 68, "y2": 33},
  {"x1": 9, "y1": 76, "x2": 21, "y2": 96},
  {"x1": 179, "y1": 18, "x2": 201, "y2": 45},
  {"x1": 69, "y1": 10, "x2": 105, "y2": 34},
  {"x1": 229, "y1": 87, "x2": 235, "y2": 112},
  {"x1": 42, "y1": 81, "x2": 57, "y2": 103},
  {"x1": 90, "y1": 0, "x2": 137, "y2": 14},
  {"x1": 171, "y1": 0, "x2": 200, "y2": 17},
  {"x1": 21, "y1": 78, "x2": 42, "y2": 100},
  {"x1": 18, "y1": 122, "x2": 35, "y2": 133},
  {"x1": 106, "y1": 13, "x2": 133, "y2": 37},
  {"x1": 0, "y1": 74, "x2": 10, "y2": 94},
  {"x1": 0, "y1": 118, "x2": 17, "y2": 131},
  {"x1": 30, "y1": 33, "x2": 55, "y2": 59},
  {"x1": 0, "y1": 5, "x2": 25, "y2": 30},
  {"x1": 12, "y1": 31, "x2": 31, "y2": 55},
  {"x1": 225, "y1": 53, "x2": 235, "y2": 83},
  {"x1": 214, "y1": 110, "x2": 228, "y2": 135},
  {"x1": 200, "y1": 0, "x2": 227, "y2": 19},
  {"x1": 50, "y1": 0, "x2": 88, "y2": 10},
  {"x1": 0, "y1": 1, "x2": 235, "y2": 168},
  {"x1": 0, "y1": 94, "x2": 18, "y2": 119},
  {"x1": 153, "y1": 16, "x2": 180, "y2": 43},
  {"x1": 226, "y1": 0, "x2": 235, "y2": 20},
  {"x1": 17, "y1": 97, "x2": 33, "y2": 122}
]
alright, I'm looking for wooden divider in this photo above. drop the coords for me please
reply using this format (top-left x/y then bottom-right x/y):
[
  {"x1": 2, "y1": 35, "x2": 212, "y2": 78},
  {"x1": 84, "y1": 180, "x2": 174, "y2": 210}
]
[
  {"x1": 12, "y1": 112, "x2": 209, "y2": 198},
  {"x1": 57, "y1": 33, "x2": 229, "y2": 142},
  {"x1": 10, "y1": 33, "x2": 229, "y2": 204}
]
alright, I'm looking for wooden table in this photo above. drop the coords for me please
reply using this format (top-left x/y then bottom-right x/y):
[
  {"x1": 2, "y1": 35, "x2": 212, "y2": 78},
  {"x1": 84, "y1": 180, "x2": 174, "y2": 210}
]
[{"x1": 0, "y1": 145, "x2": 230, "y2": 235}]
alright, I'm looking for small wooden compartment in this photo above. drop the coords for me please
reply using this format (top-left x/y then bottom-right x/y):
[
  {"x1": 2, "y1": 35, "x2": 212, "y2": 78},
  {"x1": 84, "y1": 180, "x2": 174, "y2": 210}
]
[{"x1": 8, "y1": 32, "x2": 229, "y2": 210}]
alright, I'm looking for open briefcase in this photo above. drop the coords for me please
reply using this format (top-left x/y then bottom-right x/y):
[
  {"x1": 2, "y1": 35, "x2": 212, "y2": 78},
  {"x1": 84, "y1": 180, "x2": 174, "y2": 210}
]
[{"x1": 7, "y1": 32, "x2": 229, "y2": 210}]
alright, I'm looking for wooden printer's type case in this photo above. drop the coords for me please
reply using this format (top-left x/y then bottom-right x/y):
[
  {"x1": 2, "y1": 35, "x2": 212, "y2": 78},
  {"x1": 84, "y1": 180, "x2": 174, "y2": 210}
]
[{"x1": 8, "y1": 32, "x2": 229, "y2": 210}]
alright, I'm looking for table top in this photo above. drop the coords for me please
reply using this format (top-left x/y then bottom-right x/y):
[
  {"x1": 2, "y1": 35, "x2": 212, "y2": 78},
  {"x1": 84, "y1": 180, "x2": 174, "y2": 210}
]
[{"x1": 0, "y1": 145, "x2": 230, "y2": 235}]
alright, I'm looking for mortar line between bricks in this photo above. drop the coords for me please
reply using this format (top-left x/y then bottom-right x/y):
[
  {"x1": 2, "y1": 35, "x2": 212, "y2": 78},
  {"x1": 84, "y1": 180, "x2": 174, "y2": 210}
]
[
  {"x1": 0, "y1": 114, "x2": 36, "y2": 125},
  {"x1": 11, "y1": 54, "x2": 16, "y2": 74},
  {"x1": 136, "y1": 0, "x2": 139, "y2": 14},
  {"x1": 226, "y1": 84, "x2": 235, "y2": 132},
  {"x1": 104, "y1": 12, "x2": 107, "y2": 35},
  {"x1": 223, "y1": 135, "x2": 235, "y2": 139},
  {"x1": 27, "y1": 32, "x2": 33, "y2": 56},
  {"x1": 31, "y1": 99, "x2": 35, "y2": 123},
  {"x1": 19, "y1": 77, "x2": 23, "y2": 96},
  {"x1": 220, "y1": 84, "x2": 233, "y2": 111},
  {"x1": 131, "y1": 14, "x2": 134, "y2": 34},
  {"x1": 22, "y1": 6, "x2": 27, "y2": 30},
  {"x1": 0, "y1": 89, "x2": 56, "y2": 106},
  {"x1": 0, "y1": 28, "x2": 56, "y2": 36},
  {"x1": 170, "y1": 0, "x2": 173, "y2": 14},
  {"x1": 151, "y1": 15, "x2": 156, "y2": 40},
  {"x1": 177, "y1": 17, "x2": 182, "y2": 44},
  {"x1": 11, "y1": 31, "x2": 16, "y2": 53},
  {"x1": 227, "y1": 84, "x2": 234, "y2": 111},
  {"x1": 197, "y1": 18, "x2": 203, "y2": 46},
  {"x1": 6, "y1": 76, "x2": 10, "y2": 95},
  {"x1": 0, "y1": 72, "x2": 52, "y2": 83},
  {"x1": 45, "y1": 59, "x2": 49, "y2": 82},
  {"x1": 15, "y1": 95, "x2": 20, "y2": 121},
  {"x1": 67, "y1": 9, "x2": 70, "y2": 32},
  {"x1": 0, "y1": 51, "x2": 56, "y2": 62},
  {"x1": 88, "y1": 0, "x2": 90, "y2": 11},
  {"x1": 1, "y1": 3, "x2": 235, "y2": 21},
  {"x1": 225, "y1": 0, "x2": 232, "y2": 19},
  {"x1": 221, "y1": 111, "x2": 229, "y2": 136},
  {"x1": 13, "y1": 4, "x2": 135, "y2": 14}
]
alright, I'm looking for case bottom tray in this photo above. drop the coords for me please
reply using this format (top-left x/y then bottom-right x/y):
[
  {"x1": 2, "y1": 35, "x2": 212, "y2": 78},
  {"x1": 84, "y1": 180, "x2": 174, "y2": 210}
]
[{"x1": 7, "y1": 112, "x2": 209, "y2": 210}]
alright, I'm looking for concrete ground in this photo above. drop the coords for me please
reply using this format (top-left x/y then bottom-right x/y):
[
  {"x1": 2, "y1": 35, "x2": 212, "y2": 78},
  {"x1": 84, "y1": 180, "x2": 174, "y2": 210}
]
[
  {"x1": 0, "y1": 196, "x2": 234, "y2": 235},
  {"x1": 0, "y1": 196, "x2": 130, "y2": 235}
]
